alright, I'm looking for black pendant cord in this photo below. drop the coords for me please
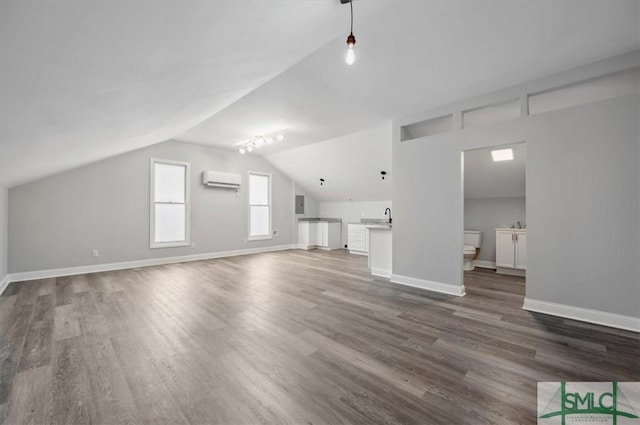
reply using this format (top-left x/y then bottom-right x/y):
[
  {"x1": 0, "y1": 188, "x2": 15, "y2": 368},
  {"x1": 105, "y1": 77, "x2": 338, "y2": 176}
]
[{"x1": 350, "y1": 0, "x2": 354, "y2": 35}]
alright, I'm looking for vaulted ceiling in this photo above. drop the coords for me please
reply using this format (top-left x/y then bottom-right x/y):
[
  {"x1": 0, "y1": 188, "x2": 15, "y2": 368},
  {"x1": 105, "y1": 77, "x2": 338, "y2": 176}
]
[
  {"x1": 0, "y1": 1, "x2": 388, "y2": 187},
  {"x1": 1, "y1": 0, "x2": 638, "y2": 196}
]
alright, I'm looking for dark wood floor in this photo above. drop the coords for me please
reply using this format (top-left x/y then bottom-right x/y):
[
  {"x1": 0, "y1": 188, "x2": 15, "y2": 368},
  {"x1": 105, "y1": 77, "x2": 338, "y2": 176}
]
[{"x1": 0, "y1": 250, "x2": 638, "y2": 424}]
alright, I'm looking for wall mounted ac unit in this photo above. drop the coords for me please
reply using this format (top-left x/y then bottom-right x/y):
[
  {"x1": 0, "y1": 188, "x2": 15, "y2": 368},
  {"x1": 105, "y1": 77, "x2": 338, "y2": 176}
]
[{"x1": 202, "y1": 171, "x2": 241, "y2": 189}]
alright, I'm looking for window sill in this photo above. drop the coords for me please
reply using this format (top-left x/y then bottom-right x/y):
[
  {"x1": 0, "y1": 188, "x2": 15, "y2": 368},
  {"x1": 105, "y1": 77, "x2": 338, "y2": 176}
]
[
  {"x1": 150, "y1": 241, "x2": 190, "y2": 249},
  {"x1": 248, "y1": 235, "x2": 273, "y2": 242}
]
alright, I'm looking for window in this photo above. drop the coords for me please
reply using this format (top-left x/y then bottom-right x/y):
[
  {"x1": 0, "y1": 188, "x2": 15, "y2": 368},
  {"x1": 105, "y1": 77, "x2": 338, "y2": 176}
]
[
  {"x1": 150, "y1": 158, "x2": 190, "y2": 248},
  {"x1": 248, "y1": 172, "x2": 271, "y2": 241}
]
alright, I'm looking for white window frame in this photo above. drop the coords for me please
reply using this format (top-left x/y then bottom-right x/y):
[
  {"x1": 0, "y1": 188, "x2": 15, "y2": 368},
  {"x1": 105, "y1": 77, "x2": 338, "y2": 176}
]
[
  {"x1": 150, "y1": 158, "x2": 191, "y2": 249},
  {"x1": 248, "y1": 171, "x2": 272, "y2": 241}
]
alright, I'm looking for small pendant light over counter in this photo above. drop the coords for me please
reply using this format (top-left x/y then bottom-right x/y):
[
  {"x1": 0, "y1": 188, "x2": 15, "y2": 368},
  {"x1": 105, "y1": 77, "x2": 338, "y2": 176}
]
[{"x1": 342, "y1": 0, "x2": 356, "y2": 65}]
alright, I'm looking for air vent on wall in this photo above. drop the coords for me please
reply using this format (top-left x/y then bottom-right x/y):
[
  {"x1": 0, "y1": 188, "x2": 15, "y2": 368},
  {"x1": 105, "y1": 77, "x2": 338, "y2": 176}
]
[{"x1": 202, "y1": 171, "x2": 241, "y2": 189}]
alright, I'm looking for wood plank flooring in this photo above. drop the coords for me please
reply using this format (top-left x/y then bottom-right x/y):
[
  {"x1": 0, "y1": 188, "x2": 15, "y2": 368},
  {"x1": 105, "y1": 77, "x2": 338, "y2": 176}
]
[{"x1": 0, "y1": 250, "x2": 638, "y2": 424}]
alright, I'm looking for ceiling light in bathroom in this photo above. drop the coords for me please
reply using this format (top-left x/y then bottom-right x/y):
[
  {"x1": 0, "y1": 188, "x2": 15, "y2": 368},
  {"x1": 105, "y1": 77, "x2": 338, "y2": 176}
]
[{"x1": 491, "y1": 148, "x2": 514, "y2": 162}]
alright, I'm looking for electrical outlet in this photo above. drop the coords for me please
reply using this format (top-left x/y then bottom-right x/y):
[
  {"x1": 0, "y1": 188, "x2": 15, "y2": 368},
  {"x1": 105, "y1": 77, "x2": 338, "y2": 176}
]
[
  {"x1": 92, "y1": 249, "x2": 99, "y2": 257},
  {"x1": 273, "y1": 229, "x2": 279, "y2": 236},
  {"x1": 191, "y1": 242, "x2": 197, "y2": 249}
]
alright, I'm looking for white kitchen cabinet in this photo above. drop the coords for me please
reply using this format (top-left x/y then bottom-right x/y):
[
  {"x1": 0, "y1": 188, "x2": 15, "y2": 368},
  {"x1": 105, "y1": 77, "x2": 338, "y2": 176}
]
[
  {"x1": 298, "y1": 221, "x2": 341, "y2": 250},
  {"x1": 317, "y1": 222, "x2": 327, "y2": 247},
  {"x1": 496, "y1": 229, "x2": 526, "y2": 275},
  {"x1": 348, "y1": 224, "x2": 369, "y2": 255},
  {"x1": 368, "y1": 227, "x2": 392, "y2": 278},
  {"x1": 298, "y1": 222, "x2": 315, "y2": 249}
]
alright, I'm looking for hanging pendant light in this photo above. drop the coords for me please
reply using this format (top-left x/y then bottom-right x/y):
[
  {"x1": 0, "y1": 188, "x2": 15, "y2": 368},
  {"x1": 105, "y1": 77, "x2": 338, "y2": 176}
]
[{"x1": 344, "y1": 0, "x2": 356, "y2": 65}]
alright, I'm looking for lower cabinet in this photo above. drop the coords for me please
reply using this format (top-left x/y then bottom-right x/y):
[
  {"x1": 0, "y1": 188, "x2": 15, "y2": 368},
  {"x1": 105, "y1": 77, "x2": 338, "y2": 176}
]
[
  {"x1": 348, "y1": 224, "x2": 369, "y2": 255},
  {"x1": 496, "y1": 229, "x2": 526, "y2": 275},
  {"x1": 298, "y1": 222, "x2": 341, "y2": 250}
]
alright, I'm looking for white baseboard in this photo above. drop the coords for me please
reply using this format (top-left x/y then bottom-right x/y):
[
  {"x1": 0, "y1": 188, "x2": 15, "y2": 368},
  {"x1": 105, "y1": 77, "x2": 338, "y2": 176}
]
[
  {"x1": 3, "y1": 244, "x2": 297, "y2": 287},
  {"x1": 523, "y1": 298, "x2": 640, "y2": 333},
  {"x1": 390, "y1": 274, "x2": 465, "y2": 297},
  {"x1": 473, "y1": 260, "x2": 496, "y2": 270},
  {"x1": 371, "y1": 267, "x2": 392, "y2": 279},
  {"x1": 496, "y1": 267, "x2": 526, "y2": 277},
  {"x1": 0, "y1": 274, "x2": 10, "y2": 296}
]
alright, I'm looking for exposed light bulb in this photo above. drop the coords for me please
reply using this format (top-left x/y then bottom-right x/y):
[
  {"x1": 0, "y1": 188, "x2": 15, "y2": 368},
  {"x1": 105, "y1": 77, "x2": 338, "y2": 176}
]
[
  {"x1": 276, "y1": 134, "x2": 285, "y2": 141},
  {"x1": 344, "y1": 0, "x2": 356, "y2": 67},
  {"x1": 239, "y1": 147, "x2": 246, "y2": 154},
  {"x1": 265, "y1": 137, "x2": 274, "y2": 144},
  {"x1": 345, "y1": 44, "x2": 355, "y2": 66},
  {"x1": 255, "y1": 138, "x2": 265, "y2": 147},
  {"x1": 247, "y1": 145, "x2": 253, "y2": 152}
]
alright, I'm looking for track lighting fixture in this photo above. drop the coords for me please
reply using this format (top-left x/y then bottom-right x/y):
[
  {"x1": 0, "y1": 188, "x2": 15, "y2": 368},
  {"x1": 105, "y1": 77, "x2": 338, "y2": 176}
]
[
  {"x1": 320, "y1": 178, "x2": 325, "y2": 186},
  {"x1": 237, "y1": 131, "x2": 287, "y2": 154},
  {"x1": 380, "y1": 171, "x2": 387, "y2": 180}
]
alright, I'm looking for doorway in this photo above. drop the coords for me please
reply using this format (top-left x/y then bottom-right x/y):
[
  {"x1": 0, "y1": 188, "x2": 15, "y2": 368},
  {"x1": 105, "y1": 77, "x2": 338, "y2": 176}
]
[{"x1": 462, "y1": 142, "x2": 526, "y2": 292}]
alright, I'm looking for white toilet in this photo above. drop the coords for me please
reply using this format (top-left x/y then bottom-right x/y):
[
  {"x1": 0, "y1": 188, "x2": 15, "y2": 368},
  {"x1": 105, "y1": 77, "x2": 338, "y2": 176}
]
[{"x1": 463, "y1": 230, "x2": 482, "y2": 271}]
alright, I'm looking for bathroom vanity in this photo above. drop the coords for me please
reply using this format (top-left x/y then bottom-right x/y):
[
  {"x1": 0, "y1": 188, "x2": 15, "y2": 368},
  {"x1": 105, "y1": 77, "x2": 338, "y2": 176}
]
[{"x1": 495, "y1": 228, "x2": 527, "y2": 276}]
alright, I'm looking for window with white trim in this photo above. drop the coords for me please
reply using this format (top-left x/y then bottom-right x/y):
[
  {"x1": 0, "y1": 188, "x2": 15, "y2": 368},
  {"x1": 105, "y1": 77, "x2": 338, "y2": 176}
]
[
  {"x1": 248, "y1": 172, "x2": 272, "y2": 241},
  {"x1": 150, "y1": 158, "x2": 190, "y2": 248}
]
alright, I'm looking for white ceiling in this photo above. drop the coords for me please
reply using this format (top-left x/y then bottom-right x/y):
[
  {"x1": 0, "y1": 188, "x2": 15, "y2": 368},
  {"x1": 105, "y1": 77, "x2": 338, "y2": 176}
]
[
  {"x1": 177, "y1": 0, "x2": 640, "y2": 156},
  {"x1": 1, "y1": 1, "x2": 638, "y2": 193},
  {"x1": 464, "y1": 143, "x2": 526, "y2": 199},
  {"x1": 266, "y1": 124, "x2": 392, "y2": 202},
  {"x1": 0, "y1": 1, "x2": 388, "y2": 187}
]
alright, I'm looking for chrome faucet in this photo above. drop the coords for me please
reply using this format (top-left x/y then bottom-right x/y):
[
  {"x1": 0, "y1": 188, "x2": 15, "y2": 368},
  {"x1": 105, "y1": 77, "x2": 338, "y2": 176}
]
[{"x1": 384, "y1": 208, "x2": 392, "y2": 223}]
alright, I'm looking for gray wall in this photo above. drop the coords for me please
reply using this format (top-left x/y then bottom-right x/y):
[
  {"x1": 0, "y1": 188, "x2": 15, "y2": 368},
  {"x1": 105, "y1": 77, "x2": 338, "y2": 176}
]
[
  {"x1": 293, "y1": 183, "x2": 320, "y2": 243},
  {"x1": 464, "y1": 197, "x2": 526, "y2": 263},
  {"x1": 0, "y1": 186, "x2": 7, "y2": 282},
  {"x1": 9, "y1": 140, "x2": 296, "y2": 273},
  {"x1": 394, "y1": 93, "x2": 639, "y2": 317}
]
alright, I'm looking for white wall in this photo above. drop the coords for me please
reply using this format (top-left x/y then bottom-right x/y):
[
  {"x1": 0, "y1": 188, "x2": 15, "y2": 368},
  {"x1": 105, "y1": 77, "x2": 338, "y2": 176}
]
[
  {"x1": 266, "y1": 124, "x2": 393, "y2": 202},
  {"x1": 394, "y1": 92, "x2": 639, "y2": 318},
  {"x1": 0, "y1": 186, "x2": 7, "y2": 283},
  {"x1": 295, "y1": 184, "x2": 319, "y2": 218},
  {"x1": 319, "y1": 201, "x2": 392, "y2": 248},
  {"x1": 8, "y1": 140, "x2": 296, "y2": 273},
  {"x1": 464, "y1": 197, "x2": 526, "y2": 264},
  {"x1": 293, "y1": 183, "x2": 320, "y2": 242}
]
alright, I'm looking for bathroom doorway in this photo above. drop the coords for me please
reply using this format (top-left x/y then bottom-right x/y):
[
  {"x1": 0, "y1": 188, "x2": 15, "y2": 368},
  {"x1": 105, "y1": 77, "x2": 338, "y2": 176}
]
[{"x1": 462, "y1": 142, "x2": 527, "y2": 292}]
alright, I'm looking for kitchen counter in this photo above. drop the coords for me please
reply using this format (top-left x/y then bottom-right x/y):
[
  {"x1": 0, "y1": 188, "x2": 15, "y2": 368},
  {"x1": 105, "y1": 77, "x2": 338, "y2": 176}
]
[
  {"x1": 349, "y1": 218, "x2": 389, "y2": 225},
  {"x1": 366, "y1": 224, "x2": 392, "y2": 230},
  {"x1": 298, "y1": 217, "x2": 342, "y2": 223}
]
